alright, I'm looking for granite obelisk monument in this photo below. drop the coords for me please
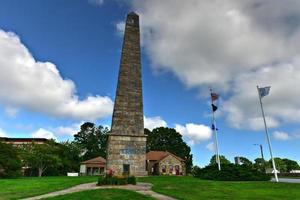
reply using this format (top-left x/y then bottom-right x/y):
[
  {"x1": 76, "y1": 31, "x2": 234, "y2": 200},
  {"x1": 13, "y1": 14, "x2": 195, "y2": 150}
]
[{"x1": 106, "y1": 12, "x2": 147, "y2": 176}]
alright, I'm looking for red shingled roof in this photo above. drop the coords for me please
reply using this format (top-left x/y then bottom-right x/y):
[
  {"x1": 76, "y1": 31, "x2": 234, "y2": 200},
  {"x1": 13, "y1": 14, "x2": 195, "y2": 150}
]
[
  {"x1": 0, "y1": 137, "x2": 48, "y2": 142},
  {"x1": 81, "y1": 156, "x2": 106, "y2": 164},
  {"x1": 146, "y1": 151, "x2": 185, "y2": 162}
]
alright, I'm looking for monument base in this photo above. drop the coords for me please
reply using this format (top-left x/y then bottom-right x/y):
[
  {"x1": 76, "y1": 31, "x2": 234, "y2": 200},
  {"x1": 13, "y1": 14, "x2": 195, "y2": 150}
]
[{"x1": 106, "y1": 134, "x2": 147, "y2": 176}]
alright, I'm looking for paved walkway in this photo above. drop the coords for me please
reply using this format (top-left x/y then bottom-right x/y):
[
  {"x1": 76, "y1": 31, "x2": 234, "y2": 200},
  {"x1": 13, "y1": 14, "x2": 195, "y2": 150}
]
[
  {"x1": 271, "y1": 178, "x2": 300, "y2": 183},
  {"x1": 22, "y1": 182, "x2": 177, "y2": 200}
]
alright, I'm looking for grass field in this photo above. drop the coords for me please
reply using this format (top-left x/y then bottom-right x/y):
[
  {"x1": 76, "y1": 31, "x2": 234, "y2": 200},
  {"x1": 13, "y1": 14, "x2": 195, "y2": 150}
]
[
  {"x1": 0, "y1": 176, "x2": 98, "y2": 200},
  {"x1": 138, "y1": 176, "x2": 300, "y2": 200},
  {"x1": 1, "y1": 176, "x2": 300, "y2": 200},
  {"x1": 44, "y1": 189, "x2": 154, "y2": 200}
]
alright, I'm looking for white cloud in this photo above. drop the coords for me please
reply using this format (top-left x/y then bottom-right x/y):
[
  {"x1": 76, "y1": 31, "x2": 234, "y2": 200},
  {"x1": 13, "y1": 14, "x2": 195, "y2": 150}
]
[
  {"x1": 222, "y1": 60, "x2": 300, "y2": 130},
  {"x1": 4, "y1": 106, "x2": 19, "y2": 118},
  {"x1": 32, "y1": 128, "x2": 56, "y2": 140},
  {"x1": 130, "y1": 0, "x2": 300, "y2": 130},
  {"x1": 88, "y1": 0, "x2": 104, "y2": 6},
  {"x1": 55, "y1": 122, "x2": 82, "y2": 136},
  {"x1": 116, "y1": 21, "x2": 125, "y2": 35},
  {"x1": 144, "y1": 116, "x2": 167, "y2": 130},
  {"x1": 0, "y1": 29, "x2": 113, "y2": 120},
  {"x1": 175, "y1": 123, "x2": 212, "y2": 145},
  {"x1": 273, "y1": 131, "x2": 291, "y2": 141},
  {"x1": 206, "y1": 142, "x2": 215, "y2": 152},
  {"x1": 0, "y1": 128, "x2": 7, "y2": 137}
]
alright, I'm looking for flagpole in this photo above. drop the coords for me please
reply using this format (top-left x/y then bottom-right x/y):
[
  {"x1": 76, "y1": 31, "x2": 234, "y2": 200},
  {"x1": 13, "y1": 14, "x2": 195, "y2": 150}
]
[
  {"x1": 213, "y1": 112, "x2": 221, "y2": 171},
  {"x1": 256, "y1": 85, "x2": 278, "y2": 182},
  {"x1": 212, "y1": 116, "x2": 218, "y2": 166},
  {"x1": 210, "y1": 89, "x2": 221, "y2": 171}
]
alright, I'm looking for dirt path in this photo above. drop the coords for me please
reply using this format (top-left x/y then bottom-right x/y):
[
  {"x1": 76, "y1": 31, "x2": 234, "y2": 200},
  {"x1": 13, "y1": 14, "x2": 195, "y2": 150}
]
[{"x1": 22, "y1": 182, "x2": 176, "y2": 200}]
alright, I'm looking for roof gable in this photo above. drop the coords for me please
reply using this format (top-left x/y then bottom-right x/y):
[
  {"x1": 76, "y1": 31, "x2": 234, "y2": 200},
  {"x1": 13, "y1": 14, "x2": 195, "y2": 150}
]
[
  {"x1": 81, "y1": 156, "x2": 106, "y2": 164},
  {"x1": 146, "y1": 151, "x2": 185, "y2": 162}
]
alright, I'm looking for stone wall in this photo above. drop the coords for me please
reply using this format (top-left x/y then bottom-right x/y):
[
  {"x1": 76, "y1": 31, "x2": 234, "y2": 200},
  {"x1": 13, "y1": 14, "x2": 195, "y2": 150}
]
[
  {"x1": 147, "y1": 155, "x2": 186, "y2": 175},
  {"x1": 106, "y1": 134, "x2": 147, "y2": 176},
  {"x1": 106, "y1": 12, "x2": 147, "y2": 176},
  {"x1": 159, "y1": 155, "x2": 186, "y2": 175},
  {"x1": 110, "y1": 12, "x2": 144, "y2": 136}
]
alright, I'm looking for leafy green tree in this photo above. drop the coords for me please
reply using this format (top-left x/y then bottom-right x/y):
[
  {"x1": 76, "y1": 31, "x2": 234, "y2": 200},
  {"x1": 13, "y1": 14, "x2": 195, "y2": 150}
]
[
  {"x1": 74, "y1": 122, "x2": 109, "y2": 160},
  {"x1": 254, "y1": 157, "x2": 300, "y2": 173},
  {"x1": 0, "y1": 142, "x2": 22, "y2": 178},
  {"x1": 145, "y1": 127, "x2": 193, "y2": 173},
  {"x1": 56, "y1": 141, "x2": 81, "y2": 175},
  {"x1": 191, "y1": 165, "x2": 201, "y2": 176},
  {"x1": 209, "y1": 155, "x2": 231, "y2": 166},
  {"x1": 21, "y1": 140, "x2": 61, "y2": 177},
  {"x1": 271, "y1": 158, "x2": 287, "y2": 173},
  {"x1": 265, "y1": 158, "x2": 300, "y2": 173},
  {"x1": 282, "y1": 158, "x2": 300, "y2": 172},
  {"x1": 254, "y1": 158, "x2": 268, "y2": 171},
  {"x1": 239, "y1": 157, "x2": 253, "y2": 166}
]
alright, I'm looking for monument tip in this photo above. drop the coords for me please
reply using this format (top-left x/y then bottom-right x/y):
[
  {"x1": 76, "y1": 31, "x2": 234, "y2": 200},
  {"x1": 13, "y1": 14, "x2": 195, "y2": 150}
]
[{"x1": 128, "y1": 11, "x2": 138, "y2": 16}]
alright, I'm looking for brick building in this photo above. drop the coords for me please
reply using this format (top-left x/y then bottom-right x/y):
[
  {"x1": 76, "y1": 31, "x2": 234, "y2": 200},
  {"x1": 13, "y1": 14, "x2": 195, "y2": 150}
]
[{"x1": 0, "y1": 137, "x2": 48, "y2": 147}]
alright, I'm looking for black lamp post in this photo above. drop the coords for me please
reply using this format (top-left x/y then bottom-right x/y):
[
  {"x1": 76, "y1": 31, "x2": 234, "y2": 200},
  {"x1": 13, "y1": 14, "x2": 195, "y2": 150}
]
[{"x1": 254, "y1": 144, "x2": 265, "y2": 170}]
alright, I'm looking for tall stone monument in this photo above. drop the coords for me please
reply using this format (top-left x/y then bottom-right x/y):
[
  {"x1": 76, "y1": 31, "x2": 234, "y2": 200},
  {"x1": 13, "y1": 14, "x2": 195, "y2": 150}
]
[{"x1": 106, "y1": 12, "x2": 147, "y2": 176}]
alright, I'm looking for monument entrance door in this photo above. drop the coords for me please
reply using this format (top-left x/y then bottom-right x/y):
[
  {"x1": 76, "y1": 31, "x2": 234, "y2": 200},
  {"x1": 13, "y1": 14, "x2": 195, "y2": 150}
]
[{"x1": 123, "y1": 164, "x2": 130, "y2": 175}]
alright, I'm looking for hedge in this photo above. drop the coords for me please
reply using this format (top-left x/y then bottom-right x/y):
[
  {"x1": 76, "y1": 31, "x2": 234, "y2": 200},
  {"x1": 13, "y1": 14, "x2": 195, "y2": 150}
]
[
  {"x1": 98, "y1": 175, "x2": 137, "y2": 185},
  {"x1": 193, "y1": 164, "x2": 271, "y2": 181}
]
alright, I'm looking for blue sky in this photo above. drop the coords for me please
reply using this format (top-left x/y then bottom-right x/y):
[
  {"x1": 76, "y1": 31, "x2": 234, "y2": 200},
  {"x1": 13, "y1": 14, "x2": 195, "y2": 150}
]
[{"x1": 0, "y1": 0, "x2": 299, "y2": 167}]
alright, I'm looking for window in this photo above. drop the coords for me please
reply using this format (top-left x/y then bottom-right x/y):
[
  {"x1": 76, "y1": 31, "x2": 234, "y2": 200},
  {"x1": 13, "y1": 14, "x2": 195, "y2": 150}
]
[
  {"x1": 162, "y1": 165, "x2": 166, "y2": 173},
  {"x1": 123, "y1": 164, "x2": 130, "y2": 175},
  {"x1": 169, "y1": 165, "x2": 173, "y2": 173}
]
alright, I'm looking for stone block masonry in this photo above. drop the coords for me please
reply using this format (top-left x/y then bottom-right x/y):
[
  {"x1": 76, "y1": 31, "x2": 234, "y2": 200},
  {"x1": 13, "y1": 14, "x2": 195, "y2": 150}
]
[{"x1": 106, "y1": 12, "x2": 147, "y2": 176}]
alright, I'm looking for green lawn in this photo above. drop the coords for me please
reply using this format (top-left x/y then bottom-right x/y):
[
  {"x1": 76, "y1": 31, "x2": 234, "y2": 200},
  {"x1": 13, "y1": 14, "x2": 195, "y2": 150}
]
[
  {"x1": 44, "y1": 189, "x2": 154, "y2": 200},
  {"x1": 0, "y1": 176, "x2": 98, "y2": 200},
  {"x1": 138, "y1": 176, "x2": 300, "y2": 200},
  {"x1": 1, "y1": 176, "x2": 300, "y2": 200}
]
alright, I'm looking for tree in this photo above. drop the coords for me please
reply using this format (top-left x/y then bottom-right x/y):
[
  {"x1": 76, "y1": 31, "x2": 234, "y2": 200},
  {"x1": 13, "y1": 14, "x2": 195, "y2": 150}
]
[
  {"x1": 254, "y1": 158, "x2": 268, "y2": 171},
  {"x1": 282, "y1": 158, "x2": 300, "y2": 172},
  {"x1": 56, "y1": 141, "x2": 81, "y2": 175},
  {"x1": 145, "y1": 127, "x2": 193, "y2": 173},
  {"x1": 191, "y1": 165, "x2": 201, "y2": 177},
  {"x1": 239, "y1": 157, "x2": 253, "y2": 166},
  {"x1": 74, "y1": 122, "x2": 109, "y2": 160},
  {"x1": 209, "y1": 155, "x2": 231, "y2": 166},
  {"x1": 271, "y1": 158, "x2": 287, "y2": 173},
  {"x1": 0, "y1": 142, "x2": 22, "y2": 178},
  {"x1": 21, "y1": 140, "x2": 61, "y2": 177}
]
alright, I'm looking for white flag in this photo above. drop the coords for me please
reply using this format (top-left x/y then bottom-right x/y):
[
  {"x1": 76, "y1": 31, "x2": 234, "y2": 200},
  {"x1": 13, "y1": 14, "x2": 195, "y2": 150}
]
[{"x1": 258, "y1": 86, "x2": 271, "y2": 98}]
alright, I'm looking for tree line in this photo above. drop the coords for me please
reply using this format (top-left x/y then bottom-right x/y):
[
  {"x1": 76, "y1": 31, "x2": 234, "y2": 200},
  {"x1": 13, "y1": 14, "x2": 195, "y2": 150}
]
[
  {"x1": 203, "y1": 154, "x2": 300, "y2": 173},
  {"x1": 0, "y1": 122, "x2": 193, "y2": 178},
  {"x1": 1, "y1": 122, "x2": 298, "y2": 178}
]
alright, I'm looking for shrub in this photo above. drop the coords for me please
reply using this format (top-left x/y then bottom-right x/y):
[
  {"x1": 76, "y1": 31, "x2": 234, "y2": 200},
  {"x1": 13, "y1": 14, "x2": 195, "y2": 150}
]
[
  {"x1": 278, "y1": 173, "x2": 300, "y2": 178},
  {"x1": 127, "y1": 176, "x2": 137, "y2": 185},
  {"x1": 0, "y1": 142, "x2": 22, "y2": 178},
  {"x1": 191, "y1": 166, "x2": 201, "y2": 177},
  {"x1": 193, "y1": 164, "x2": 271, "y2": 181},
  {"x1": 97, "y1": 175, "x2": 137, "y2": 186}
]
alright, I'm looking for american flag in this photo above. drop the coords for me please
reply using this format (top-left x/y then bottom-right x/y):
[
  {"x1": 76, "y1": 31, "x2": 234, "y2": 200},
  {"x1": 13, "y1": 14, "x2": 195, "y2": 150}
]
[{"x1": 211, "y1": 92, "x2": 219, "y2": 101}]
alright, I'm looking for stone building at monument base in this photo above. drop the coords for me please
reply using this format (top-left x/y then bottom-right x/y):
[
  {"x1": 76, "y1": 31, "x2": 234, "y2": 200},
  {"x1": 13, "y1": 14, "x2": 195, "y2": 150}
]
[{"x1": 106, "y1": 134, "x2": 147, "y2": 176}]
